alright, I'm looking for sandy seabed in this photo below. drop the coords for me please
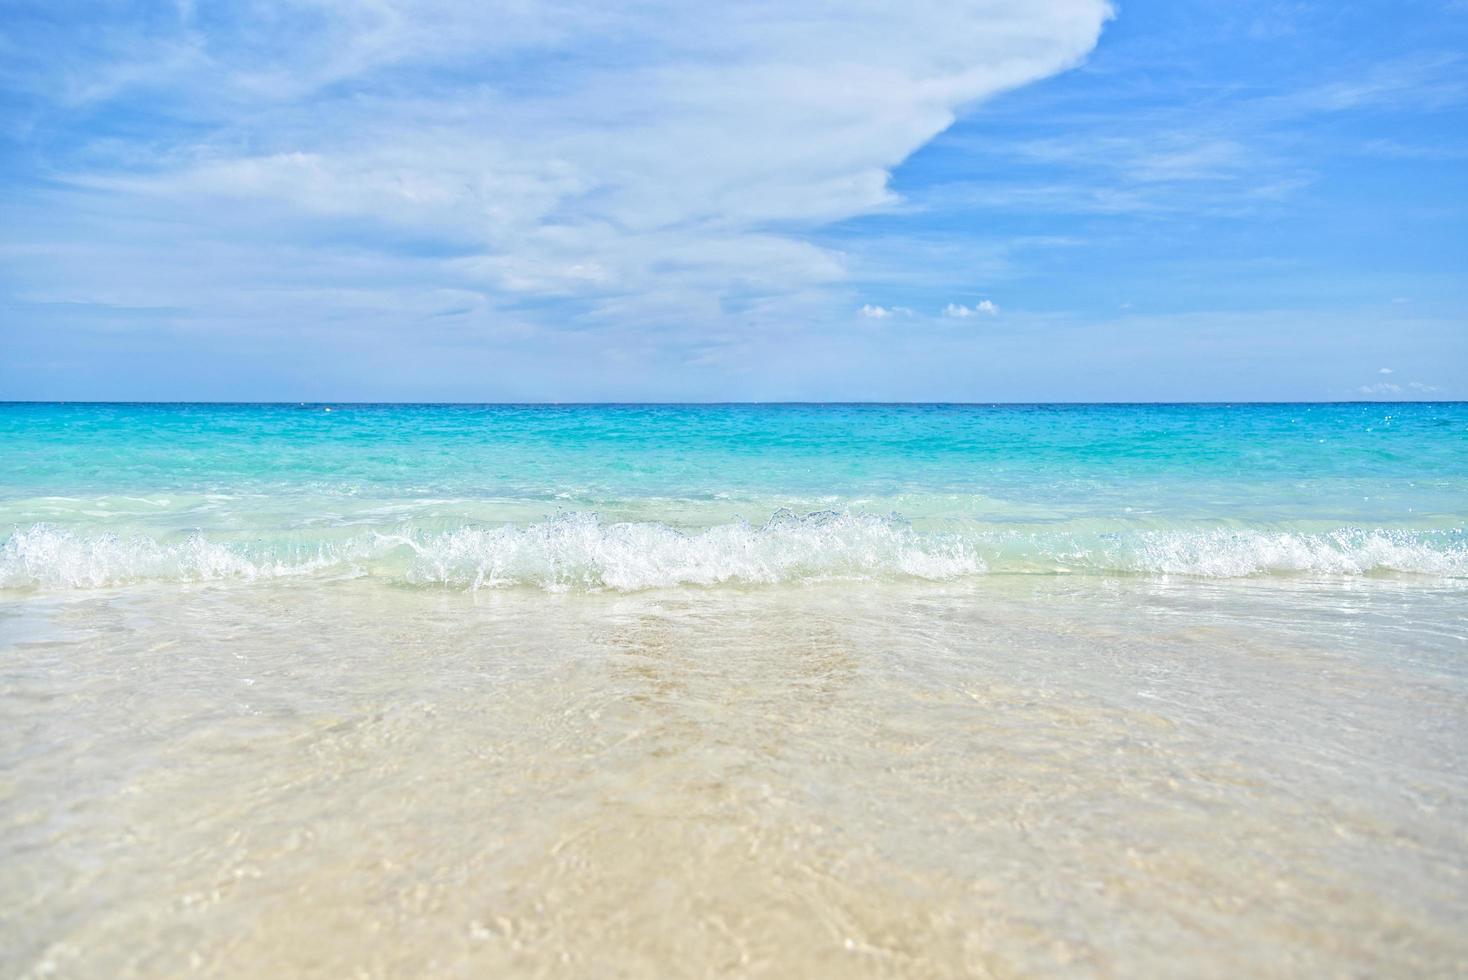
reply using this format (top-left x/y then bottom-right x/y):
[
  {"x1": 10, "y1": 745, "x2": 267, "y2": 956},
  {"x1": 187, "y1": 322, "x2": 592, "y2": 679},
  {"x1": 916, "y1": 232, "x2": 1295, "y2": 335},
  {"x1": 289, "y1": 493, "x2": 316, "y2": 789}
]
[{"x1": 3, "y1": 576, "x2": 1466, "y2": 978}]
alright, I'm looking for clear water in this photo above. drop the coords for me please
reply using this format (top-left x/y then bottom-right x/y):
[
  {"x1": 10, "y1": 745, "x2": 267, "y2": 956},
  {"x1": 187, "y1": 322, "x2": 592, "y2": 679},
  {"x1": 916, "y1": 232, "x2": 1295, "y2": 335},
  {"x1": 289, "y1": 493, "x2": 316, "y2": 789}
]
[
  {"x1": 3, "y1": 403, "x2": 1467, "y2": 976},
  {"x1": 3, "y1": 402, "x2": 1466, "y2": 589}
]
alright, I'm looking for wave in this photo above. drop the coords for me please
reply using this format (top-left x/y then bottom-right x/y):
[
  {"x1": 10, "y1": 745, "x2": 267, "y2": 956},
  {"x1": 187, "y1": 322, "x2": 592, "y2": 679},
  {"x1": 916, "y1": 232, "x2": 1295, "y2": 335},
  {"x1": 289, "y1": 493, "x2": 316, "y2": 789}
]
[
  {"x1": 1121, "y1": 527, "x2": 1468, "y2": 578},
  {"x1": 0, "y1": 523, "x2": 347, "y2": 589},
  {"x1": 0, "y1": 512, "x2": 981, "y2": 591},
  {"x1": 2, "y1": 513, "x2": 1465, "y2": 591}
]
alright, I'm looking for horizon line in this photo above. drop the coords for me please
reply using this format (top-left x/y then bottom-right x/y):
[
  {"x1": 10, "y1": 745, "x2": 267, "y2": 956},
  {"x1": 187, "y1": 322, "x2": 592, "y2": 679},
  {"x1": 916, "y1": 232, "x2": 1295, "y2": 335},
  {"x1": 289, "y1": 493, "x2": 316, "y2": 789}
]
[{"x1": 0, "y1": 400, "x2": 1463, "y2": 408}]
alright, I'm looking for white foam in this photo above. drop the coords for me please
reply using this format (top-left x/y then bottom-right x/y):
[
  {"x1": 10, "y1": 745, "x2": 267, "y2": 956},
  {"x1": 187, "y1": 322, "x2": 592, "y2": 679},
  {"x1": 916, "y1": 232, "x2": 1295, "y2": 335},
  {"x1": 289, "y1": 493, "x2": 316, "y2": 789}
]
[
  {"x1": 384, "y1": 510, "x2": 984, "y2": 590},
  {"x1": 3, "y1": 515, "x2": 1464, "y2": 591},
  {"x1": 1124, "y1": 527, "x2": 1468, "y2": 578},
  {"x1": 0, "y1": 524, "x2": 342, "y2": 589}
]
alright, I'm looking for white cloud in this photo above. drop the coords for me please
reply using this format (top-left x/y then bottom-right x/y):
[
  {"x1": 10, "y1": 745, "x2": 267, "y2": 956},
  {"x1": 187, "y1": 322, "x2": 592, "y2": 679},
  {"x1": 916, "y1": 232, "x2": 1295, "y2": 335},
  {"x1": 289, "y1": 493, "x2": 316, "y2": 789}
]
[
  {"x1": 857, "y1": 304, "x2": 917, "y2": 319},
  {"x1": 1379, "y1": 367, "x2": 1394, "y2": 374},
  {"x1": 1408, "y1": 381, "x2": 1439, "y2": 393},
  {"x1": 943, "y1": 300, "x2": 1000, "y2": 317},
  {"x1": 6, "y1": 0, "x2": 1111, "y2": 339}
]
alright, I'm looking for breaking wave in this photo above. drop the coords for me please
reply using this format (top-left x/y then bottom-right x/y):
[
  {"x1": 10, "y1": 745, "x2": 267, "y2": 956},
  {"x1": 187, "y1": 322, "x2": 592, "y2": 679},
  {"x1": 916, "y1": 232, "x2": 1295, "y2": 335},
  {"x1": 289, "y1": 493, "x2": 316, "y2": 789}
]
[
  {"x1": 383, "y1": 510, "x2": 983, "y2": 589},
  {"x1": 0, "y1": 511, "x2": 980, "y2": 591},
  {"x1": 1121, "y1": 527, "x2": 1468, "y2": 578},
  {"x1": 0, "y1": 523, "x2": 346, "y2": 590},
  {"x1": 2, "y1": 513, "x2": 1465, "y2": 591}
]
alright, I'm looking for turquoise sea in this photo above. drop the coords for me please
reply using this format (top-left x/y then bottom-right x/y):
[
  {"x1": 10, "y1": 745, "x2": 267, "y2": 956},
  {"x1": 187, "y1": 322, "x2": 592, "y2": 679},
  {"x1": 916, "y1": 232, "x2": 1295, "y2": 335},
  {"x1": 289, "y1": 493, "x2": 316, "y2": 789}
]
[{"x1": 3, "y1": 402, "x2": 1466, "y2": 589}]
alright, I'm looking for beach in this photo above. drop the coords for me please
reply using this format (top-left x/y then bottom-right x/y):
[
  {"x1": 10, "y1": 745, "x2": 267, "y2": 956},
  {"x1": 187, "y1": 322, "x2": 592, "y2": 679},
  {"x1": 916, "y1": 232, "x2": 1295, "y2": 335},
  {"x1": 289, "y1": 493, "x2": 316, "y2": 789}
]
[{"x1": 3, "y1": 403, "x2": 1467, "y2": 976}]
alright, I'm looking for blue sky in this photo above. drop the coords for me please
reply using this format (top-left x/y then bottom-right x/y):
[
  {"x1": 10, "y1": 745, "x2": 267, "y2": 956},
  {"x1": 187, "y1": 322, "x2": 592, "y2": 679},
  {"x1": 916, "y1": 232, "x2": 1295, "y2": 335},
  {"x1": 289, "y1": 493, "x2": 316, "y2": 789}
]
[{"x1": 1, "y1": 0, "x2": 1465, "y2": 401}]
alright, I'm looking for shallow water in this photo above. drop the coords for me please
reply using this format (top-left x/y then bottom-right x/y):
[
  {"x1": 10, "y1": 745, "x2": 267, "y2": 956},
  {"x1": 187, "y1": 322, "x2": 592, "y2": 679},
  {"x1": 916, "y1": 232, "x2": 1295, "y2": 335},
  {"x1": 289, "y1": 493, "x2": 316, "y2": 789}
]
[
  {"x1": 3, "y1": 403, "x2": 1467, "y2": 976},
  {"x1": 3, "y1": 576, "x2": 1466, "y2": 977}
]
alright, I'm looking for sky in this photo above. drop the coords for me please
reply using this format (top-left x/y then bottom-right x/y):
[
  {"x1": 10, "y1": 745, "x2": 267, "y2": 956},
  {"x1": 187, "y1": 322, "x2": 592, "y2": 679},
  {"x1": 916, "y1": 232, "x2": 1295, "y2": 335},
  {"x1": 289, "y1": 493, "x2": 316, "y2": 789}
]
[{"x1": 1, "y1": 0, "x2": 1465, "y2": 402}]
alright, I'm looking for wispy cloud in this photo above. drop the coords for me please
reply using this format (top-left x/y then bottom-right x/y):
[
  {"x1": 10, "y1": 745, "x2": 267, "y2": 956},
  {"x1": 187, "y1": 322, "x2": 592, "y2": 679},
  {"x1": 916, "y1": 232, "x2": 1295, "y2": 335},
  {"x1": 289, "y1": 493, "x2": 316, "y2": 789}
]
[
  {"x1": 909, "y1": 38, "x2": 1467, "y2": 220},
  {"x1": 1358, "y1": 379, "x2": 1442, "y2": 397},
  {"x1": 0, "y1": 0, "x2": 1111, "y2": 364},
  {"x1": 1282, "y1": 54, "x2": 1467, "y2": 113}
]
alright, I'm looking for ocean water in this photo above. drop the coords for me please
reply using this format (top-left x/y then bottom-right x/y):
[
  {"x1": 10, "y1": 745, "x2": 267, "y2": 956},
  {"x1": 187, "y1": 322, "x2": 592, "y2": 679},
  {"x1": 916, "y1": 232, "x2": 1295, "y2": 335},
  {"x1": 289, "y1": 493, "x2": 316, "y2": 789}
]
[
  {"x1": 3, "y1": 403, "x2": 1467, "y2": 977},
  {"x1": 3, "y1": 402, "x2": 1466, "y2": 589}
]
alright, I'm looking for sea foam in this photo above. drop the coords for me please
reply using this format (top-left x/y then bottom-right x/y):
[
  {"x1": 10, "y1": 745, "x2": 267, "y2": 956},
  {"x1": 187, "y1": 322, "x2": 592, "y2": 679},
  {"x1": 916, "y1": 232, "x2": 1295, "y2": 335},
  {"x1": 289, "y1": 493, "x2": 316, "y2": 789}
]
[
  {"x1": 1124, "y1": 527, "x2": 1468, "y2": 578},
  {"x1": 3, "y1": 514, "x2": 1465, "y2": 591},
  {"x1": 0, "y1": 524, "x2": 345, "y2": 589},
  {"x1": 385, "y1": 510, "x2": 983, "y2": 590}
]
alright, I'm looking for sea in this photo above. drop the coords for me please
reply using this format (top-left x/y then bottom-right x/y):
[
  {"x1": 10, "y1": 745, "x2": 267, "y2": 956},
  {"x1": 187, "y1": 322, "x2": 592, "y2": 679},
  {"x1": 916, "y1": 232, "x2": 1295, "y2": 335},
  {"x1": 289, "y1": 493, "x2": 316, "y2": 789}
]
[{"x1": 2, "y1": 402, "x2": 1466, "y2": 976}]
